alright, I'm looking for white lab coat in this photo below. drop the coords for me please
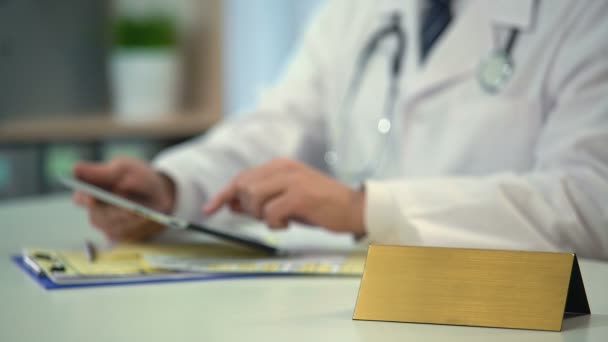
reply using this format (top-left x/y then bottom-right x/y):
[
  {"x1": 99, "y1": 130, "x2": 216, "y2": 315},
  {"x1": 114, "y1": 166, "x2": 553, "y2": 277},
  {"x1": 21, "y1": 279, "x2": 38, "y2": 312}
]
[{"x1": 154, "y1": 0, "x2": 608, "y2": 259}]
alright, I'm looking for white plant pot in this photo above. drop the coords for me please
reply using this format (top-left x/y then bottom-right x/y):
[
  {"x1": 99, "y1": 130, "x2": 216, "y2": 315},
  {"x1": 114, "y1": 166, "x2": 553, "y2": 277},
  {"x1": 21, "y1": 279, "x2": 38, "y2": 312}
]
[{"x1": 110, "y1": 48, "x2": 179, "y2": 122}]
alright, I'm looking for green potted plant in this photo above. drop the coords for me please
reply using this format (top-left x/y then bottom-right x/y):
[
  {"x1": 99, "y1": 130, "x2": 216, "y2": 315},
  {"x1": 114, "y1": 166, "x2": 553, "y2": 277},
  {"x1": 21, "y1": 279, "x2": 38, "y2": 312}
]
[{"x1": 110, "y1": 13, "x2": 180, "y2": 121}]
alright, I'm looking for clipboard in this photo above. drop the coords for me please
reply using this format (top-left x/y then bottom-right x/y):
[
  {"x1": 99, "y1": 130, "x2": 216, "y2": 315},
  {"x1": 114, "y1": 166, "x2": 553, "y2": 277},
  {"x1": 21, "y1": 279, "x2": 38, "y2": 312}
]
[
  {"x1": 12, "y1": 255, "x2": 263, "y2": 290},
  {"x1": 13, "y1": 242, "x2": 365, "y2": 290},
  {"x1": 60, "y1": 176, "x2": 280, "y2": 255},
  {"x1": 14, "y1": 242, "x2": 281, "y2": 290}
]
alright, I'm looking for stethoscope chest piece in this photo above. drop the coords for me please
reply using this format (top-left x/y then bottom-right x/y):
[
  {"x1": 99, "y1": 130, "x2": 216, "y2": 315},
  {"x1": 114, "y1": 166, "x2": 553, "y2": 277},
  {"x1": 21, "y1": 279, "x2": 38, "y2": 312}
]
[{"x1": 477, "y1": 51, "x2": 514, "y2": 94}]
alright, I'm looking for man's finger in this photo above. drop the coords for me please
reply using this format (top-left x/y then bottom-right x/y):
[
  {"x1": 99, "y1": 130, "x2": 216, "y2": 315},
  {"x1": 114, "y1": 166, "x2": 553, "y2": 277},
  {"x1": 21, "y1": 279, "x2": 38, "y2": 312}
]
[
  {"x1": 238, "y1": 177, "x2": 287, "y2": 218},
  {"x1": 262, "y1": 192, "x2": 297, "y2": 230},
  {"x1": 121, "y1": 221, "x2": 165, "y2": 242},
  {"x1": 73, "y1": 191, "x2": 94, "y2": 207},
  {"x1": 203, "y1": 160, "x2": 293, "y2": 216},
  {"x1": 73, "y1": 160, "x2": 124, "y2": 189},
  {"x1": 229, "y1": 198, "x2": 244, "y2": 213},
  {"x1": 203, "y1": 182, "x2": 238, "y2": 215}
]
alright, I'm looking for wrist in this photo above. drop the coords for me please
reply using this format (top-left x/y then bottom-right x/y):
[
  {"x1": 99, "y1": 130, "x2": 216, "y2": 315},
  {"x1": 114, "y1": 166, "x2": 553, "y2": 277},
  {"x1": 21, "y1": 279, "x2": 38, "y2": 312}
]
[{"x1": 348, "y1": 188, "x2": 367, "y2": 237}]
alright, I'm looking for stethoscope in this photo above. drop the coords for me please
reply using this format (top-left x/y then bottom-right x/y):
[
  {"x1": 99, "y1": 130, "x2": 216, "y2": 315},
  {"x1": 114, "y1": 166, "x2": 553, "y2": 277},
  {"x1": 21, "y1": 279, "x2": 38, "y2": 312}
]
[
  {"x1": 478, "y1": 28, "x2": 520, "y2": 93},
  {"x1": 325, "y1": 12, "x2": 520, "y2": 184}
]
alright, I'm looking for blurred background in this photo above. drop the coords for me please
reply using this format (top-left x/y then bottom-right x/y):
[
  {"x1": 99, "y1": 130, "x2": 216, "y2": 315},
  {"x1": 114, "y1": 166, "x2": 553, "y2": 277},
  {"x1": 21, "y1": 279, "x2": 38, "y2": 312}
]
[{"x1": 0, "y1": 0, "x2": 323, "y2": 200}]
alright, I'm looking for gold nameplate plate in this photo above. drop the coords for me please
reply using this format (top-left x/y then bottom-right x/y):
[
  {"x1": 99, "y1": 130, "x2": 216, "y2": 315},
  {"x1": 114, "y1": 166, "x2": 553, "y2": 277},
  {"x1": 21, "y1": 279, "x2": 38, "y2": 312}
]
[{"x1": 353, "y1": 245, "x2": 590, "y2": 331}]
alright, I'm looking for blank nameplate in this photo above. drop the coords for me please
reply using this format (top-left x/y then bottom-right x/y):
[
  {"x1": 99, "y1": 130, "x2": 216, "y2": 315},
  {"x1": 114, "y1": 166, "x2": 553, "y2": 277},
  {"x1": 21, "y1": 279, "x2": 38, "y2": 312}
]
[{"x1": 353, "y1": 245, "x2": 590, "y2": 331}]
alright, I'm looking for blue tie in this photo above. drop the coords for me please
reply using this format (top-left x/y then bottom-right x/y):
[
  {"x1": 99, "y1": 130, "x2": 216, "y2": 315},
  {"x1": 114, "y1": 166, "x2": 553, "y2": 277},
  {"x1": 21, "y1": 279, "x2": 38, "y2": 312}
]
[{"x1": 420, "y1": 0, "x2": 452, "y2": 62}]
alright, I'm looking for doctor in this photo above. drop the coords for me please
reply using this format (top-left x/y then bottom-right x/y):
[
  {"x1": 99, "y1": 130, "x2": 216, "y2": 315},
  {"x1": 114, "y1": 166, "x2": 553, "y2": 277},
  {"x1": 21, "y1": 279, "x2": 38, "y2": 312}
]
[{"x1": 74, "y1": 0, "x2": 608, "y2": 259}]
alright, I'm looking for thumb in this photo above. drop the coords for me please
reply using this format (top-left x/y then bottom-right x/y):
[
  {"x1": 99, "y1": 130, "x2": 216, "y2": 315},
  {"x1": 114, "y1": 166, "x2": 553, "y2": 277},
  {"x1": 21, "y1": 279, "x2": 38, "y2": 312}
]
[{"x1": 73, "y1": 160, "x2": 125, "y2": 189}]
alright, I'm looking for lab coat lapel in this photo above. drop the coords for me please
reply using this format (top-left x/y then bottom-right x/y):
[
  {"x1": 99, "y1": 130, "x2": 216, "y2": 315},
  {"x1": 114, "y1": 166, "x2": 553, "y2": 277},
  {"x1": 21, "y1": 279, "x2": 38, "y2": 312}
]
[
  {"x1": 490, "y1": 0, "x2": 535, "y2": 30},
  {"x1": 405, "y1": 0, "x2": 536, "y2": 100},
  {"x1": 406, "y1": 0, "x2": 493, "y2": 100}
]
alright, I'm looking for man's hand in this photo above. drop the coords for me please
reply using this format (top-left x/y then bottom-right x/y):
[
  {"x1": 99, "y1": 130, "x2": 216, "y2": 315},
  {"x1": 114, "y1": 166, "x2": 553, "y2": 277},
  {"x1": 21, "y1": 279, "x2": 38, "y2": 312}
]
[
  {"x1": 72, "y1": 157, "x2": 176, "y2": 242},
  {"x1": 204, "y1": 158, "x2": 366, "y2": 235}
]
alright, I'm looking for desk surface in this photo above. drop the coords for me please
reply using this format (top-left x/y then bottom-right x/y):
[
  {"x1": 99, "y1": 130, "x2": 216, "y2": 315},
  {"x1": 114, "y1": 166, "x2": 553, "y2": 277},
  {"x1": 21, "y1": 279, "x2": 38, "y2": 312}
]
[{"x1": 1, "y1": 196, "x2": 607, "y2": 342}]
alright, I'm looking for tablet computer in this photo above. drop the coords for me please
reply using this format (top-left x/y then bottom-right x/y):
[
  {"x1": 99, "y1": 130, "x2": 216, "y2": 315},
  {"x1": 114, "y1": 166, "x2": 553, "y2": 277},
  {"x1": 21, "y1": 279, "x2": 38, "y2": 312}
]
[{"x1": 60, "y1": 176, "x2": 280, "y2": 255}]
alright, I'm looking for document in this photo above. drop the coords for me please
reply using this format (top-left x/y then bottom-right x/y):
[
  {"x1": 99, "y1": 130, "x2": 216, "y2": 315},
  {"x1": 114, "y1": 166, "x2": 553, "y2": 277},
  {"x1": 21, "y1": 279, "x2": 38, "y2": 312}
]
[
  {"x1": 20, "y1": 240, "x2": 365, "y2": 288},
  {"x1": 21, "y1": 242, "x2": 268, "y2": 284},
  {"x1": 145, "y1": 251, "x2": 365, "y2": 275}
]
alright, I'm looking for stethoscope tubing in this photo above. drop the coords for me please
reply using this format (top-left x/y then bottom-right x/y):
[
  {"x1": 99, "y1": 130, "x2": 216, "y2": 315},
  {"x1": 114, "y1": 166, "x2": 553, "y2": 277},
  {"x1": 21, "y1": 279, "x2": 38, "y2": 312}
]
[
  {"x1": 329, "y1": 14, "x2": 406, "y2": 183},
  {"x1": 329, "y1": 12, "x2": 520, "y2": 183}
]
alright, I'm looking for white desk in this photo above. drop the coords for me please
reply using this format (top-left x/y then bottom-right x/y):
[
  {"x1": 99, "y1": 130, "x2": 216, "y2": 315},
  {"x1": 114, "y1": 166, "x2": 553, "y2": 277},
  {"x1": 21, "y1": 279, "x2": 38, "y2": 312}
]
[{"x1": 1, "y1": 195, "x2": 607, "y2": 342}]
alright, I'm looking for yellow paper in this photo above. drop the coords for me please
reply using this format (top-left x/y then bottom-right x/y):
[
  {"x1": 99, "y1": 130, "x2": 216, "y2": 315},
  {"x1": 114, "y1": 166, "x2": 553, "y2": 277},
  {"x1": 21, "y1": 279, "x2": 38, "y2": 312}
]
[{"x1": 23, "y1": 242, "x2": 365, "y2": 280}]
